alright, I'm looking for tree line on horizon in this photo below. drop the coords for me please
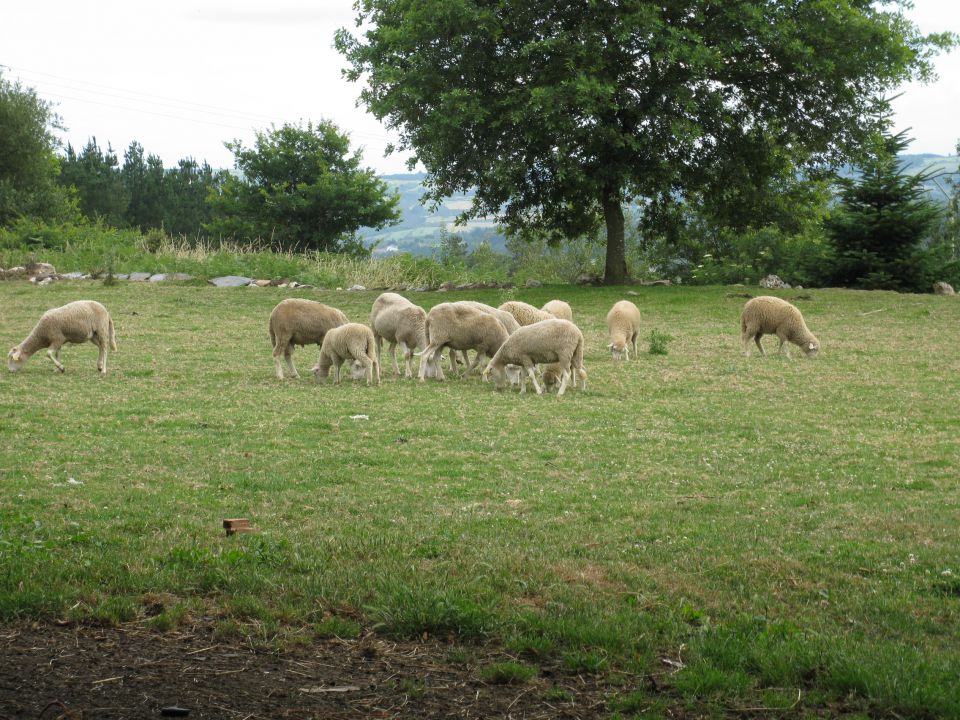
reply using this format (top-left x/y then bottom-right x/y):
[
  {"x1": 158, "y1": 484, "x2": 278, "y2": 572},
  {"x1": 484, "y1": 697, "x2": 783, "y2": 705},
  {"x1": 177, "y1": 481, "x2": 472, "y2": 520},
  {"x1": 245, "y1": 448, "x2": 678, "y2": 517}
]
[{"x1": 2, "y1": 0, "x2": 959, "y2": 290}]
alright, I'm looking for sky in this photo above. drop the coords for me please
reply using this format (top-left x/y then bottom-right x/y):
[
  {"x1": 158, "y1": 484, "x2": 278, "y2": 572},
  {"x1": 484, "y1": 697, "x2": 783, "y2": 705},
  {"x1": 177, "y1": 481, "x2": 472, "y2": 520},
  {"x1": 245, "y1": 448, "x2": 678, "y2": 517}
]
[{"x1": 1, "y1": 0, "x2": 957, "y2": 175}]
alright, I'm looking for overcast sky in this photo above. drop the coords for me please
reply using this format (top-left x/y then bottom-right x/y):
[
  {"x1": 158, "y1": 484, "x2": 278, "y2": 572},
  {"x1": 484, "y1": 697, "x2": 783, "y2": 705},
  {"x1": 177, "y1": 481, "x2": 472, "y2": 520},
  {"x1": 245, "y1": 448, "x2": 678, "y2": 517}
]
[{"x1": 2, "y1": 0, "x2": 957, "y2": 175}]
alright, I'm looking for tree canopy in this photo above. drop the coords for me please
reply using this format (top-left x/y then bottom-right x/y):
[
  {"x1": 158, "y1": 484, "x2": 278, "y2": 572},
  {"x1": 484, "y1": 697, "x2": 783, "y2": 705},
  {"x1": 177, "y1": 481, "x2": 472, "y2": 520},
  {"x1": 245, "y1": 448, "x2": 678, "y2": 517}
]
[
  {"x1": 336, "y1": 0, "x2": 954, "y2": 284},
  {"x1": 206, "y1": 121, "x2": 401, "y2": 253},
  {"x1": 0, "y1": 71, "x2": 74, "y2": 225}
]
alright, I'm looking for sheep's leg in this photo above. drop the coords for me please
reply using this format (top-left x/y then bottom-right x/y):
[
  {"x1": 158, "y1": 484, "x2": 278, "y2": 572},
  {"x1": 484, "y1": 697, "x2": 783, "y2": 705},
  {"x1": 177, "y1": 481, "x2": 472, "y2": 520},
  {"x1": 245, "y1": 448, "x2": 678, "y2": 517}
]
[
  {"x1": 556, "y1": 368, "x2": 571, "y2": 396},
  {"x1": 526, "y1": 365, "x2": 543, "y2": 395},
  {"x1": 777, "y1": 335, "x2": 792, "y2": 358},
  {"x1": 401, "y1": 342, "x2": 414, "y2": 379},
  {"x1": 387, "y1": 341, "x2": 400, "y2": 377},
  {"x1": 47, "y1": 343, "x2": 65, "y2": 372},
  {"x1": 95, "y1": 338, "x2": 108, "y2": 375},
  {"x1": 332, "y1": 359, "x2": 343, "y2": 385},
  {"x1": 753, "y1": 334, "x2": 765, "y2": 356}
]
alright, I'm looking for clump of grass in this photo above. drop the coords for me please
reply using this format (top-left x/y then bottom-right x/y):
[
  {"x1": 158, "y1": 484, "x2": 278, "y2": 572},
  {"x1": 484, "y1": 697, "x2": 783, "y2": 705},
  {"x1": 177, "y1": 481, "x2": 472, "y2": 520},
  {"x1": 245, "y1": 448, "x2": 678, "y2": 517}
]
[
  {"x1": 647, "y1": 328, "x2": 674, "y2": 355},
  {"x1": 479, "y1": 661, "x2": 538, "y2": 685},
  {"x1": 314, "y1": 615, "x2": 362, "y2": 639}
]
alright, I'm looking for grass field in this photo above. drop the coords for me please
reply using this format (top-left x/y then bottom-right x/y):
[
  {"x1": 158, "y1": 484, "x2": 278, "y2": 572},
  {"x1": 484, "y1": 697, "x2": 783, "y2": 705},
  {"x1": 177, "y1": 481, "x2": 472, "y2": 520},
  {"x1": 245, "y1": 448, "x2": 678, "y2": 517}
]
[{"x1": 1, "y1": 281, "x2": 958, "y2": 718}]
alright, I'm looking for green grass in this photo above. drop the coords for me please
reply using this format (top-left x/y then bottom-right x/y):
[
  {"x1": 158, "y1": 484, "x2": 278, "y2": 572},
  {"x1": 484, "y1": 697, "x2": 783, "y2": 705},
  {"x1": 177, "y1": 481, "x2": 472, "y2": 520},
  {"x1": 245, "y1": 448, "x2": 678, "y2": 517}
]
[{"x1": 1, "y1": 281, "x2": 959, "y2": 717}]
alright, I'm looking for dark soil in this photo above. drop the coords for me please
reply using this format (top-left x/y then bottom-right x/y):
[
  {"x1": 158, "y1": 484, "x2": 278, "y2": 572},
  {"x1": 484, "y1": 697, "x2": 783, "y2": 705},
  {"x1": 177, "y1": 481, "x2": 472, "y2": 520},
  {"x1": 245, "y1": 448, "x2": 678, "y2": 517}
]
[{"x1": 0, "y1": 622, "x2": 626, "y2": 719}]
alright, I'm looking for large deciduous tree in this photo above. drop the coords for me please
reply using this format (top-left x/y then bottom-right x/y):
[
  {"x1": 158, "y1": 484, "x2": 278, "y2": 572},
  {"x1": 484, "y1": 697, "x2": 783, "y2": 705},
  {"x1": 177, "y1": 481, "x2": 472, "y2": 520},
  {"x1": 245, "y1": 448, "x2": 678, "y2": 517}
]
[
  {"x1": 206, "y1": 121, "x2": 400, "y2": 253},
  {"x1": 0, "y1": 71, "x2": 74, "y2": 225},
  {"x1": 336, "y1": 0, "x2": 953, "y2": 284}
]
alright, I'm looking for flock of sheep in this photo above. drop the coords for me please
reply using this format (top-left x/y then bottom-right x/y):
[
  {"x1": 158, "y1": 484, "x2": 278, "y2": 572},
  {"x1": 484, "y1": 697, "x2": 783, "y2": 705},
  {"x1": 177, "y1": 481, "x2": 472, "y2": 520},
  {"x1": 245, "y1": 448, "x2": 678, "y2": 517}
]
[{"x1": 6, "y1": 292, "x2": 820, "y2": 392}]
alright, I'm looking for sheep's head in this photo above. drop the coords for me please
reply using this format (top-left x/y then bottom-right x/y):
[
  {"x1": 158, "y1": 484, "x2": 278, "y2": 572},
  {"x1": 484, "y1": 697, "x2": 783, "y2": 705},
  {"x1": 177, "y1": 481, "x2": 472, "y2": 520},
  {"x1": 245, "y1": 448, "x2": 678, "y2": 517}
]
[
  {"x1": 504, "y1": 364, "x2": 522, "y2": 389},
  {"x1": 7, "y1": 346, "x2": 26, "y2": 372},
  {"x1": 349, "y1": 360, "x2": 367, "y2": 380},
  {"x1": 608, "y1": 341, "x2": 628, "y2": 361},
  {"x1": 803, "y1": 339, "x2": 820, "y2": 359},
  {"x1": 542, "y1": 366, "x2": 562, "y2": 390},
  {"x1": 483, "y1": 362, "x2": 507, "y2": 389}
]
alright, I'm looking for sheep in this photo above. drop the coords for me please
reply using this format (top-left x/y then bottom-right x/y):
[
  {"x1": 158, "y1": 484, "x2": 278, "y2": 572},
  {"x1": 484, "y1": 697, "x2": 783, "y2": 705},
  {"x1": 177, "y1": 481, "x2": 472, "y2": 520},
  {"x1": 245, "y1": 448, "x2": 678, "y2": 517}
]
[
  {"x1": 483, "y1": 319, "x2": 587, "y2": 396},
  {"x1": 541, "y1": 299, "x2": 573, "y2": 323},
  {"x1": 447, "y1": 301, "x2": 521, "y2": 375},
  {"x1": 269, "y1": 298, "x2": 347, "y2": 379},
  {"x1": 606, "y1": 300, "x2": 641, "y2": 360},
  {"x1": 740, "y1": 296, "x2": 820, "y2": 358},
  {"x1": 8, "y1": 300, "x2": 117, "y2": 375},
  {"x1": 498, "y1": 300, "x2": 555, "y2": 327},
  {"x1": 312, "y1": 323, "x2": 381, "y2": 385},
  {"x1": 370, "y1": 292, "x2": 427, "y2": 378},
  {"x1": 418, "y1": 302, "x2": 509, "y2": 381}
]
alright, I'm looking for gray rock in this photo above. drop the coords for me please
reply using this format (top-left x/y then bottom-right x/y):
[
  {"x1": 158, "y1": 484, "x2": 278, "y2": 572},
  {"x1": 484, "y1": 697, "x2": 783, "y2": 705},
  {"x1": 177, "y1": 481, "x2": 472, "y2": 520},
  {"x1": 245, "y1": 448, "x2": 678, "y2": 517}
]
[
  {"x1": 933, "y1": 281, "x2": 955, "y2": 296},
  {"x1": 759, "y1": 274, "x2": 791, "y2": 289},
  {"x1": 61, "y1": 272, "x2": 89, "y2": 280},
  {"x1": 26, "y1": 262, "x2": 56, "y2": 276},
  {"x1": 209, "y1": 275, "x2": 254, "y2": 287},
  {"x1": 129, "y1": 272, "x2": 152, "y2": 281},
  {"x1": 2, "y1": 266, "x2": 27, "y2": 280},
  {"x1": 525, "y1": 278, "x2": 543, "y2": 288},
  {"x1": 113, "y1": 274, "x2": 130, "y2": 280},
  {"x1": 347, "y1": 284, "x2": 367, "y2": 291}
]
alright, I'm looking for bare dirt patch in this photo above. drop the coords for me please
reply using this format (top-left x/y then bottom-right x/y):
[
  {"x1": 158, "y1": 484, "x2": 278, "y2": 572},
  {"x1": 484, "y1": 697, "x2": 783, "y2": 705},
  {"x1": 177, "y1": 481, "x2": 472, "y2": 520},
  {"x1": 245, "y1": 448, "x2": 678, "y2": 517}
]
[{"x1": 0, "y1": 622, "x2": 621, "y2": 719}]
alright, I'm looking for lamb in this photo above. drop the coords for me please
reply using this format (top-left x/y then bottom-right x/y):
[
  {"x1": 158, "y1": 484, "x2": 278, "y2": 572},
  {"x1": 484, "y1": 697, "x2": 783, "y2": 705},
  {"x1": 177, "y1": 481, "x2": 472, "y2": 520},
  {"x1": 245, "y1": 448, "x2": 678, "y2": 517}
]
[
  {"x1": 8, "y1": 300, "x2": 117, "y2": 375},
  {"x1": 418, "y1": 302, "x2": 509, "y2": 381},
  {"x1": 541, "y1": 299, "x2": 573, "y2": 323},
  {"x1": 269, "y1": 298, "x2": 347, "y2": 379},
  {"x1": 312, "y1": 323, "x2": 381, "y2": 385},
  {"x1": 370, "y1": 292, "x2": 428, "y2": 378},
  {"x1": 498, "y1": 300, "x2": 555, "y2": 327},
  {"x1": 483, "y1": 319, "x2": 587, "y2": 396},
  {"x1": 740, "y1": 296, "x2": 820, "y2": 358},
  {"x1": 606, "y1": 300, "x2": 641, "y2": 360}
]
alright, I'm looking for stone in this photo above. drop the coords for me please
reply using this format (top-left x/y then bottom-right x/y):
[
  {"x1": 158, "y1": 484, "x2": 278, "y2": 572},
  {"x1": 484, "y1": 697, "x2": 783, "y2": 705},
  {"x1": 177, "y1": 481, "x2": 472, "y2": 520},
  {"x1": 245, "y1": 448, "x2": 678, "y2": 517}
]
[
  {"x1": 933, "y1": 281, "x2": 955, "y2": 295},
  {"x1": 170, "y1": 272, "x2": 193, "y2": 281},
  {"x1": 113, "y1": 274, "x2": 130, "y2": 280},
  {"x1": 438, "y1": 281, "x2": 455, "y2": 291},
  {"x1": 348, "y1": 284, "x2": 367, "y2": 291},
  {"x1": 525, "y1": 278, "x2": 543, "y2": 288},
  {"x1": 25, "y1": 261, "x2": 56, "y2": 276},
  {"x1": 759, "y1": 274, "x2": 791, "y2": 289},
  {"x1": 61, "y1": 272, "x2": 88, "y2": 279},
  {"x1": 148, "y1": 273, "x2": 169, "y2": 281},
  {"x1": 129, "y1": 272, "x2": 152, "y2": 281},
  {"x1": 254, "y1": 279, "x2": 272, "y2": 287},
  {"x1": 2, "y1": 266, "x2": 27, "y2": 280},
  {"x1": 209, "y1": 275, "x2": 254, "y2": 287}
]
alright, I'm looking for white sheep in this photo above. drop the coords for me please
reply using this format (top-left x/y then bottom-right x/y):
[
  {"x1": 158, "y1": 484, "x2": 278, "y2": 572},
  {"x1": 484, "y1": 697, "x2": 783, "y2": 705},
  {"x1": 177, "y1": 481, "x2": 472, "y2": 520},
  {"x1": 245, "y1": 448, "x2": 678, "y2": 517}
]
[
  {"x1": 498, "y1": 300, "x2": 555, "y2": 327},
  {"x1": 606, "y1": 300, "x2": 641, "y2": 360},
  {"x1": 370, "y1": 292, "x2": 428, "y2": 378},
  {"x1": 8, "y1": 300, "x2": 117, "y2": 375},
  {"x1": 483, "y1": 319, "x2": 587, "y2": 396},
  {"x1": 418, "y1": 302, "x2": 509, "y2": 381},
  {"x1": 740, "y1": 296, "x2": 820, "y2": 358},
  {"x1": 312, "y1": 323, "x2": 381, "y2": 385},
  {"x1": 448, "y1": 301, "x2": 521, "y2": 375},
  {"x1": 269, "y1": 298, "x2": 347, "y2": 379},
  {"x1": 541, "y1": 299, "x2": 573, "y2": 323}
]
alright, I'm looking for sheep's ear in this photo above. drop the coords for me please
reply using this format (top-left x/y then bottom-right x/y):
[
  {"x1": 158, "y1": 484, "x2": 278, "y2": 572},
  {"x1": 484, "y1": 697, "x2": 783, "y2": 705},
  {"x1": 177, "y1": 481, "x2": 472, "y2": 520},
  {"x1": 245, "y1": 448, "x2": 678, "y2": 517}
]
[
  {"x1": 808, "y1": 343, "x2": 816, "y2": 350},
  {"x1": 607, "y1": 342, "x2": 613, "y2": 349}
]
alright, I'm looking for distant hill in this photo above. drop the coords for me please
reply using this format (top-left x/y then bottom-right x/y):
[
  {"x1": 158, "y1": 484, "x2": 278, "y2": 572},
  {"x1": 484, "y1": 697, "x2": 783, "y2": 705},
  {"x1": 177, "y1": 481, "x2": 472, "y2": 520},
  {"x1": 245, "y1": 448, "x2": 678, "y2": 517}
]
[{"x1": 364, "y1": 154, "x2": 959, "y2": 256}]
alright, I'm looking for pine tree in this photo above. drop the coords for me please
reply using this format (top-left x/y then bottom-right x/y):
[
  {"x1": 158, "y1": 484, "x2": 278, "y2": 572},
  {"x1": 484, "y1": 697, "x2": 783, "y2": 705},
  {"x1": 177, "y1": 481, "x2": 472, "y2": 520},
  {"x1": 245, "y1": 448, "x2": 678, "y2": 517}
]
[{"x1": 824, "y1": 120, "x2": 942, "y2": 291}]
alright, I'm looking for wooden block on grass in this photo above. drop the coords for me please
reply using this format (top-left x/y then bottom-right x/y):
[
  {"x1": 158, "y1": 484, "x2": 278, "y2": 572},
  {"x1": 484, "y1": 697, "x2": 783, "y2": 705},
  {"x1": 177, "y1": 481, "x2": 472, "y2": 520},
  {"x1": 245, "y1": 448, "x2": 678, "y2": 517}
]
[{"x1": 223, "y1": 518, "x2": 256, "y2": 535}]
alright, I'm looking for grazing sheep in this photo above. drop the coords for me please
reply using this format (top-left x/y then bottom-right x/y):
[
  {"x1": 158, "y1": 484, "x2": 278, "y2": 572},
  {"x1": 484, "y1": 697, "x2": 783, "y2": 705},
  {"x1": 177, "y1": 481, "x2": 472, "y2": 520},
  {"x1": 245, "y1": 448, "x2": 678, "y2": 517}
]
[
  {"x1": 740, "y1": 296, "x2": 820, "y2": 358},
  {"x1": 312, "y1": 323, "x2": 381, "y2": 385},
  {"x1": 498, "y1": 300, "x2": 555, "y2": 327},
  {"x1": 606, "y1": 300, "x2": 641, "y2": 360},
  {"x1": 541, "y1": 299, "x2": 573, "y2": 323},
  {"x1": 483, "y1": 319, "x2": 587, "y2": 396},
  {"x1": 8, "y1": 300, "x2": 117, "y2": 375},
  {"x1": 418, "y1": 302, "x2": 509, "y2": 381},
  {"x1": 370, "y1": 292, "x2": 428, "y2": 378},
  {"x1": 269, "y1": 298, "x2": 347, "y2": 379},
  {"x1": 449, "y1": 301, "x2": 521, "y2": 374}
]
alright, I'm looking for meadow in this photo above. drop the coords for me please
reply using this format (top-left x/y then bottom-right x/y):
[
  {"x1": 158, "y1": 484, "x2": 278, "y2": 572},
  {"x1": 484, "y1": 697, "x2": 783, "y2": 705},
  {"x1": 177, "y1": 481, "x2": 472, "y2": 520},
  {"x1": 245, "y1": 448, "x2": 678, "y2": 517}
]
[{"x1": 1, "y1": 280, "x2": 958, "y2": 718}]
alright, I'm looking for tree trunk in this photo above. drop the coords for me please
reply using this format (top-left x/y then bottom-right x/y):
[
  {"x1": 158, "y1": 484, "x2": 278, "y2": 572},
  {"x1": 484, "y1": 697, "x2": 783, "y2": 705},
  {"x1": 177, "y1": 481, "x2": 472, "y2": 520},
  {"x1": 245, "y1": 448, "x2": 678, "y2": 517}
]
[{"x1": 602, "y1": 190, "x2": 629, "y2": 285}]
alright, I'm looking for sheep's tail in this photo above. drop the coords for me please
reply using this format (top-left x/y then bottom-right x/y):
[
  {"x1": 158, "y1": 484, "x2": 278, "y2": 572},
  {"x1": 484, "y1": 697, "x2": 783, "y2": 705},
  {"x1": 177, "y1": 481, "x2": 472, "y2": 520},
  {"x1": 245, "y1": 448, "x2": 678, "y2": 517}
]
[{"x1": 109, "y1": 316, "x2": 117, "y2": 351}]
